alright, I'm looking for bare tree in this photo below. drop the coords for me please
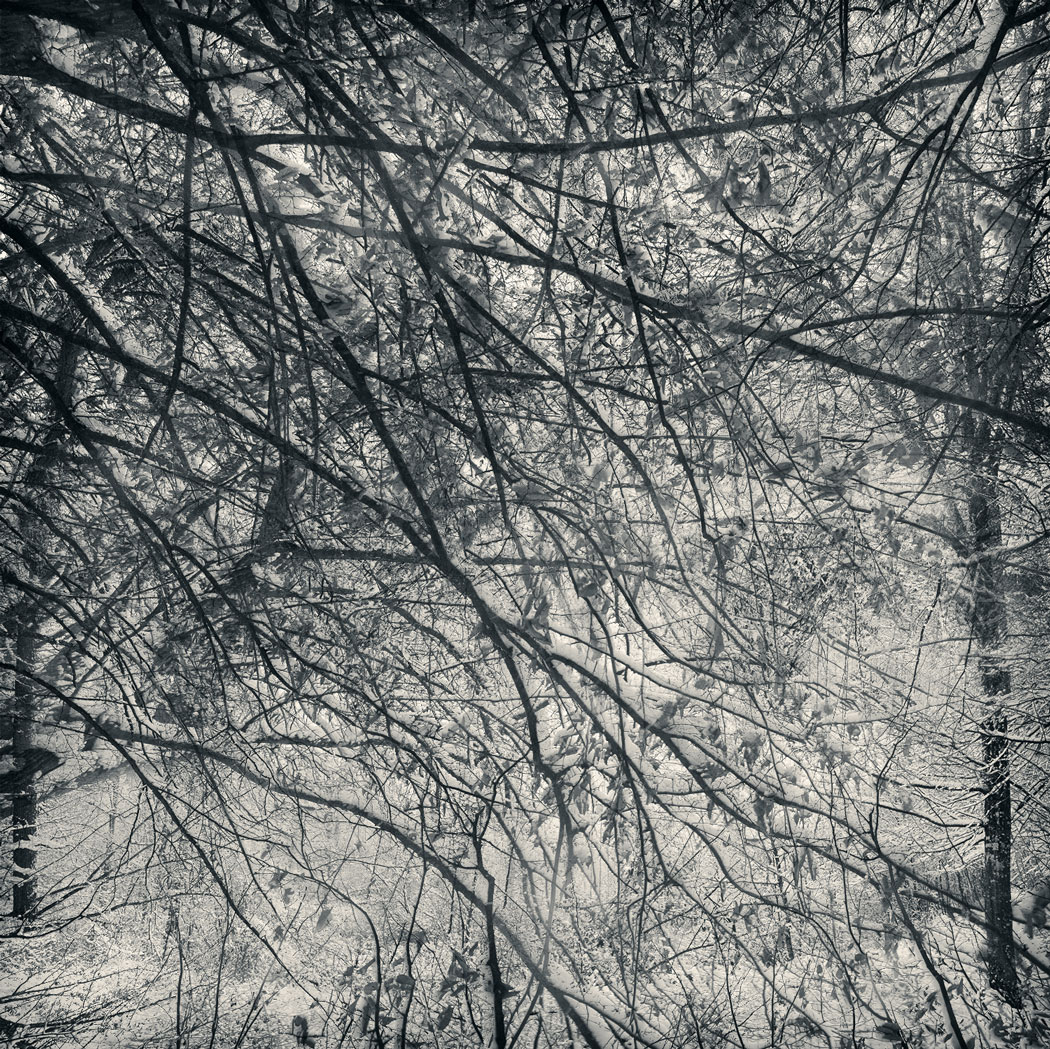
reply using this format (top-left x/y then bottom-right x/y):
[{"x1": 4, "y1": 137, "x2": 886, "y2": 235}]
[{"x1": 2, "y1": 3, "x2": 1049, "y2": 1047}]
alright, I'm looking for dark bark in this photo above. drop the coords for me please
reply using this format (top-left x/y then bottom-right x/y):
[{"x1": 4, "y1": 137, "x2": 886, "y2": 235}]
[
  {"x1": 968, "y1": 469, "x2": 1020, "y2": 1007},
  {"x1": 8, "y1": 620, "x2": 38, "y2": 920},
  {"x1": 474, "y1": 834, "x2": 508, "y2": 1049},
  {"x1": 4, "y1": 338, "x2": 77, "y2": 920}
]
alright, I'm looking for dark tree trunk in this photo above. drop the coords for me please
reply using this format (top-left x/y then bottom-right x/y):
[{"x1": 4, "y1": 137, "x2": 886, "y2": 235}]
[
  {"x1": 3, "y1": 336, "x2": 78, "y2": 920},
  {"x1": 968, "y1": 469, "x2": 1020, "y2": 1007},
  {"x1": 10, "y1": 619, "x2": 39, "y2": 920},
  {"x1": 474, "y1": 834, "x2": 508, "y2": 1049}
]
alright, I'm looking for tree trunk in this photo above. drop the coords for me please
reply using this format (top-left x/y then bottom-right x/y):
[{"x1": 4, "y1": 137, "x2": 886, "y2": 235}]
[
  {"x1": 474, "y1": 835, "x2": 507, "y2": 1049},
  {"x1": 10, "y1": 618, "x2": 40, "y2": 920},
  {"x1": 3, "y1": 336, "x2": 78, "y2": 920},
  {"x1": 968, "y1": 462, "x2": 1020, "y2": 1007}
]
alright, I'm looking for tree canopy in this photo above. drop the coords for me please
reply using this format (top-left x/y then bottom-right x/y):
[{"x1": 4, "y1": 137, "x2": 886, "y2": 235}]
[{"x1": 1, "y1": 2, "x2": 1049, "y2": 1047}]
